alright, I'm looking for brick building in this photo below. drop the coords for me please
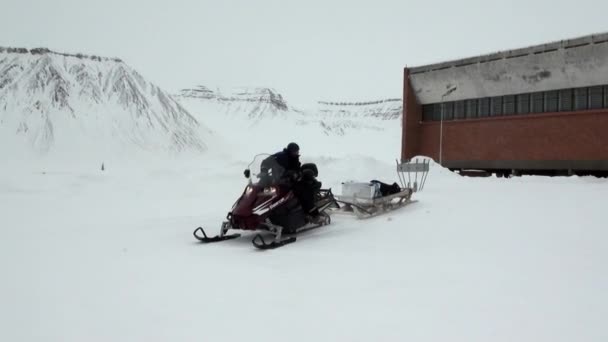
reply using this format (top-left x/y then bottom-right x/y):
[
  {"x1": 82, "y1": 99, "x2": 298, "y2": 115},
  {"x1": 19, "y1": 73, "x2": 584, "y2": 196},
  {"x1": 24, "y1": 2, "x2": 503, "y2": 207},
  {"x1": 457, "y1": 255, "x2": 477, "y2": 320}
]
[{"x1": 402, "y1": 32, "x2": 608, "y2": 176}]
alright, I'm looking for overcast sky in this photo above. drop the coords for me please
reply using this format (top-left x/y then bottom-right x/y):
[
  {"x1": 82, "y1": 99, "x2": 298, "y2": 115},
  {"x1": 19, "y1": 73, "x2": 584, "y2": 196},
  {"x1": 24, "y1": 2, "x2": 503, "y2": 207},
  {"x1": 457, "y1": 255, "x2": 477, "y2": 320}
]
[{"x1": 3, "y1": 0, "x2": 608, "y2": 106}]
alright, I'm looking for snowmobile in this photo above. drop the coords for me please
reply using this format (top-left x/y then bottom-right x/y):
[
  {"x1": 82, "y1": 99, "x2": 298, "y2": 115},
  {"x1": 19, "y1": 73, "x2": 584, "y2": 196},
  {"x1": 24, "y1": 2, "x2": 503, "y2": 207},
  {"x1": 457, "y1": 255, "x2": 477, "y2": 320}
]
[{"x1": 193, "y1": 154, "x2": 339, "y2": 249}]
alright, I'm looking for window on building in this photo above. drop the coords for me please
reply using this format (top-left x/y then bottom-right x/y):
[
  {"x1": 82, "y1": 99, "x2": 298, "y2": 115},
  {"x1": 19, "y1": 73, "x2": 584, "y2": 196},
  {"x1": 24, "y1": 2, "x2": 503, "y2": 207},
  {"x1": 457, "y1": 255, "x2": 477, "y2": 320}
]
[
  {"x1": 589, "y1": 86, "x2": 603, "y2": 109},
  {"x1": 454, "y1": 101, "x2": 466, "y2": 119},
  {"x1": 442, "y1": 102, "x2": 454, "y2": 120},
  {"x1": 418, "y1": 83, "x2": 608, "y2": 122},
  {"x1": 490, "y1": 96, "x2": 503, "y2": 116},
  {"x1": 478, "y1": 98, "x2": 490, "y2": 117},
  {"x1": 422, "y1": 105, "x2": 434, "y2": 121},
  {"x1": 545, "y1": 90, "x2": 559, "y2": 112},
  {"x1": 559, "y1": 89, "x2": 573, "y2": 111},
  {"x1": 531, "y1": 92, "x2": 544, "y2": 113},
  {"x1": 503, "y1": 95, "x2": 516, "y2": 115},
  {"x1": 465, "y1": 99, "x2": 478, "y2": 118},
  {"x1": 432, "y1": 104, "x2": 442, "y2": 121},
  {"x1": 517, "y1": 94, "x2": 530, "y2": 114},
  {"x1": 574, "y1": 87, "x2": 588, "y2": 110}
]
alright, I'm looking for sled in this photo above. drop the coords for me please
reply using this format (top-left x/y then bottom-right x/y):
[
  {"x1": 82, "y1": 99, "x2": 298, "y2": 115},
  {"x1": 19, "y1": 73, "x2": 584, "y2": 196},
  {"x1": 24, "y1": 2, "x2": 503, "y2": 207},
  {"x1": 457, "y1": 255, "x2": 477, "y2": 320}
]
[
  {"x1": 328, "y1": 158, "x2": 429, "y2": 219},
  {"x1": 331, "y1": 188, "x2": 414, "y2": 219}
]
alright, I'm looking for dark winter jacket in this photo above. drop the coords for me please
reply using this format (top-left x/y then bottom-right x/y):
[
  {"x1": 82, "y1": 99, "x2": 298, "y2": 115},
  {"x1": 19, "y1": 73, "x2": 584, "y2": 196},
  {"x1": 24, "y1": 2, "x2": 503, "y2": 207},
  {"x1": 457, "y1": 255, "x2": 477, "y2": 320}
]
[{"x1": 261, "y1": 149, "x2": 301, "y2": 180}]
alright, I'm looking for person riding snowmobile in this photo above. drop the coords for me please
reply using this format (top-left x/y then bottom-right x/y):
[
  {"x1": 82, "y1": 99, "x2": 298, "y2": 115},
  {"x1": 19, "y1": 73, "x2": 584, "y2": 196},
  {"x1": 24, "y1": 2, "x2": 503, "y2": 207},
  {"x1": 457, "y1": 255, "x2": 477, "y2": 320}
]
[
  {"x1": 294, "y1": 164, "x2": 324, "y2": 223},
  {"x1": 260, "y1": 142, "x2": 302, "y2": 183},
  {"x1": 261, "y1": 143, "x2": 323, "y2": 223}
]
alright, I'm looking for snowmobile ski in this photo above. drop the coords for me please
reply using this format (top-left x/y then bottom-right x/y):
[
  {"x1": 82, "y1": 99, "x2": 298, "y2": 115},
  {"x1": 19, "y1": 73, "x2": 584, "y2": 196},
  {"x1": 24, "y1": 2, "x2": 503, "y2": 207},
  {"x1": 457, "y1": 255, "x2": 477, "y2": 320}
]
[
  {"x1": 193, "y1": 227, "x2": 241, "y2": 243},
  {"x1": 252, "y1": 234, "x2": 297, "y2": 249},
  {"x1": 251, "y1": 217, "x2": 330, "y2": 250}
]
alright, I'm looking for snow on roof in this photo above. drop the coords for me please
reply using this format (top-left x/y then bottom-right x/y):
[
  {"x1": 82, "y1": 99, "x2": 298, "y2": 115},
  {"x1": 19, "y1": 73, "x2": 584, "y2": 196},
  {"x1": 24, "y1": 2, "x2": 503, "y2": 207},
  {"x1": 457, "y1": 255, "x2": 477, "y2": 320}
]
[
  {"x1": 409, "y1": 32, "x2": 608, "y2": 75},
  {"x1": 408, "y1": 32, "x2": 608, "y2": 104}
]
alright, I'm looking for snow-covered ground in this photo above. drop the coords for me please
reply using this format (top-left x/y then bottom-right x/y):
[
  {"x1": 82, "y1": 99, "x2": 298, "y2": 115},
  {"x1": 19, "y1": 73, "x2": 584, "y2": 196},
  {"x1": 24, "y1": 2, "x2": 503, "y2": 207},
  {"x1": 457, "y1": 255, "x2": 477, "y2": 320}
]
[
  {"x1": 1, "y1": 152, "x2": 607, "y2": 342},
  {"x1": 1, "y1": 47, "x2": 607, "y2": 342}
]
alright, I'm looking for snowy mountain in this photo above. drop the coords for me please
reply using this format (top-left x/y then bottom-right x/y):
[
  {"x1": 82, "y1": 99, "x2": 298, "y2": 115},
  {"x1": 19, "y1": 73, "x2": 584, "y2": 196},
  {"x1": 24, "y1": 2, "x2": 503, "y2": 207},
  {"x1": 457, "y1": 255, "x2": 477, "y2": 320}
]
[
  {"x1": 176, "y1": 84, "x2": 403, "y2": 159},
  {"x1": 316, "y1": 98, "x2": 402, "y2": 120},
  {"x1": 0, "y1": 47, "x2": 208, "y2": 157},
  {"x1": 176, "y1": 86, "x2": 319, "y2": 157},
  {"x1": 177, "y1": 85, "x2": 402, "y2": 124},
  {"x1": 310, "y1": 98, "x2": 402, "y2": 135},
  {"x1": 176, "y1": 86, "x2": 295, "y2": 120}
]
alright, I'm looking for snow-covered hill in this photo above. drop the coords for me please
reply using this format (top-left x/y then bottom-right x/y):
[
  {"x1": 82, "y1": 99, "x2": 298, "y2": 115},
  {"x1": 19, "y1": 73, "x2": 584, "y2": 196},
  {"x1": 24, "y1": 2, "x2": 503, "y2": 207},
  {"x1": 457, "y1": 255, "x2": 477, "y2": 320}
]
[
  {"x1": 176, "y1": 85, "x2": 403, "y2": 159},
  {"x1": 176, "y1": 85, "x2": 315, "y2": 157},
  {"x1": 0, "y1": 47, "x2": 209, "y2": 159},
  {"x1": 176, "y1": 86, "x2": 296, "y2": 121},
  {"x1": 310, "y1": 98, "x2": 402, "y2": 135},
  {"x1": 177, "y1": 85, "x2": 402, "y2": 126},
  {"x1": 316, "y1": 98, "x2": 402, "y2": 120}
]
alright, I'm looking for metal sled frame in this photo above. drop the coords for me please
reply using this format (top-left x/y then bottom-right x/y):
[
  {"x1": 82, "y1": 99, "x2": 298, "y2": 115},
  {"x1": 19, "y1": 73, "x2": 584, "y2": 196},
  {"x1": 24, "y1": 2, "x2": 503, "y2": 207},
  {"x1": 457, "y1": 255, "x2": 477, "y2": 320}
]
[
  {"x1": 332, "y1": 188, "x2": 414, "y2": 219},
  {"x1": 397, "y1": 158, "x2": 430, "y2": 192},
  {"x1": 329, "y1": 158, "x2": 428, "y2": 219}
]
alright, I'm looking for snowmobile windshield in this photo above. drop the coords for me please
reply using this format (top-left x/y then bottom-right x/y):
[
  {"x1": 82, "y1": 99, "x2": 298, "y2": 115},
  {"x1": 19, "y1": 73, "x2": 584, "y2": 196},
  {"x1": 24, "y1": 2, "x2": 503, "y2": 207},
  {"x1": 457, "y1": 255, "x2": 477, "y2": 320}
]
[{"x1": 247, "y1": 153, "x2": 286, "y2": 187}]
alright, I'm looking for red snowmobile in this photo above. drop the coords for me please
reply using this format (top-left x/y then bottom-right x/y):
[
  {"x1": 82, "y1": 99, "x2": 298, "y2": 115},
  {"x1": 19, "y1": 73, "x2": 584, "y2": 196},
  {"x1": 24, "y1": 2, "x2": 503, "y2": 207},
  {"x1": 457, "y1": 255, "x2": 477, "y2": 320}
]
[{"x1": 193, "y1": 154, "x2": 339, "y2": 249}]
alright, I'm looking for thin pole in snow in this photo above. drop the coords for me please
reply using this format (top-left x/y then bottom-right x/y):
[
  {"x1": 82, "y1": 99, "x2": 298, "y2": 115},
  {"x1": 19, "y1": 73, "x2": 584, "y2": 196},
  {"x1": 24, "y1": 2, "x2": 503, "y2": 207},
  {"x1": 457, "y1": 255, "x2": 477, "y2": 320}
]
[{"x1": 439, "y1": 86, "x2": 457, "y2": 167}]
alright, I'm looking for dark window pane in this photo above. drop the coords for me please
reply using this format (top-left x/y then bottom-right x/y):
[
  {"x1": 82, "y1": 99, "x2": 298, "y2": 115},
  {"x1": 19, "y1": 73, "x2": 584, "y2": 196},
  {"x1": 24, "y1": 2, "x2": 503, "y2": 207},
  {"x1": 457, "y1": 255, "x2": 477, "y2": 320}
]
[
  {"x1": 422, "y1": 105, "x2": 433, "y2": 121},
  {"x1": 545, "y1": 90, "x2": 559, "y2": 112},
  {"x1": 517, "y1": 94, "x2": 530, "y2": 114},
  {"x1": 465, "y1": 99, "x2": 478, "y2": 118},
  {"x1": 432, "y1": 104, "x2": 440, "y2": 121},
  {"x1": 490, "y1": 96, "x2": 503, "y2": 116},
  {"x1": 432, "y1": 104, "x2": 442, "y2": 121},
  {"x1": 559, "y1": 89, "x2": 573, "y2": 112},
  {"x1": 589, "y1": 86, "x2": 603, "y2": 109},
  {"x1": 531, "y1": 92, "x2": 544, "y2": 113},
  {"x1": 574, "y1": 87, "x2": 588, "y2": 110},
  {"x1": 478, "y1": 98, "x2": 490, "y2": 117},
  {"x1": 454, "y1": 101, "x2": 466, "y2": 119},
  {"x1": 605, "y1": 86, "x2": 608, "y2": 108},
  {"x1": 442, "y1": 102, "x2": 454, "y2": 120},
  {"x1": 503, "y1": 95, "x2": 516, "y2": 115}
]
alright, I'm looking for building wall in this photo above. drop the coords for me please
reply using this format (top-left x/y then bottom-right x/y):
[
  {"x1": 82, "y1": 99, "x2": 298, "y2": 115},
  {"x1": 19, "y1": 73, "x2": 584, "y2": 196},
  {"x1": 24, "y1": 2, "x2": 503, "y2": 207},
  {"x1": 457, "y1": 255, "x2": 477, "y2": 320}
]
[
  {"x1": 401, "y1": 68, "x2": 422, "y2": 161},
  {"x1": 413, "y1": 109, "x2": 608, "y2": 170},
  {"x1": 403, "y1": 33, "x2": 608, "y2": 172}
]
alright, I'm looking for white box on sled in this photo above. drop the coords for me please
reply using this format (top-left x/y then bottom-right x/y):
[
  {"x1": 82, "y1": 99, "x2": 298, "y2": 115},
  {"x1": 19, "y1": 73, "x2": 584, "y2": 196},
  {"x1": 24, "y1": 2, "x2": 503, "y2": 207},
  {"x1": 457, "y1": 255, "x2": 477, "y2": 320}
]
[{"x1": 341, "y1": 181, "x2": 380, "y2": 199}]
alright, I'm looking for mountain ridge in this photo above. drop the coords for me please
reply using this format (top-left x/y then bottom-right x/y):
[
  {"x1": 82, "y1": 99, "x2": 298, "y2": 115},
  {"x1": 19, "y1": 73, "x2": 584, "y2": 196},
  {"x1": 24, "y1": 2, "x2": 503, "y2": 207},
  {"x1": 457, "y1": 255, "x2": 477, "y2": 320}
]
[{"x1": 0, "y1": 47, "x2": 208, "y2": 156}]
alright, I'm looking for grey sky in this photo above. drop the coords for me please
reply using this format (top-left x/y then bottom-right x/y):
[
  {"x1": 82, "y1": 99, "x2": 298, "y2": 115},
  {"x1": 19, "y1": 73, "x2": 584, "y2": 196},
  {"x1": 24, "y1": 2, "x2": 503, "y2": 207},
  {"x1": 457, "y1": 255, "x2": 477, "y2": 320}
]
[{"x1": 3, "y1": 0, "x2": 608, "y2": 106}]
